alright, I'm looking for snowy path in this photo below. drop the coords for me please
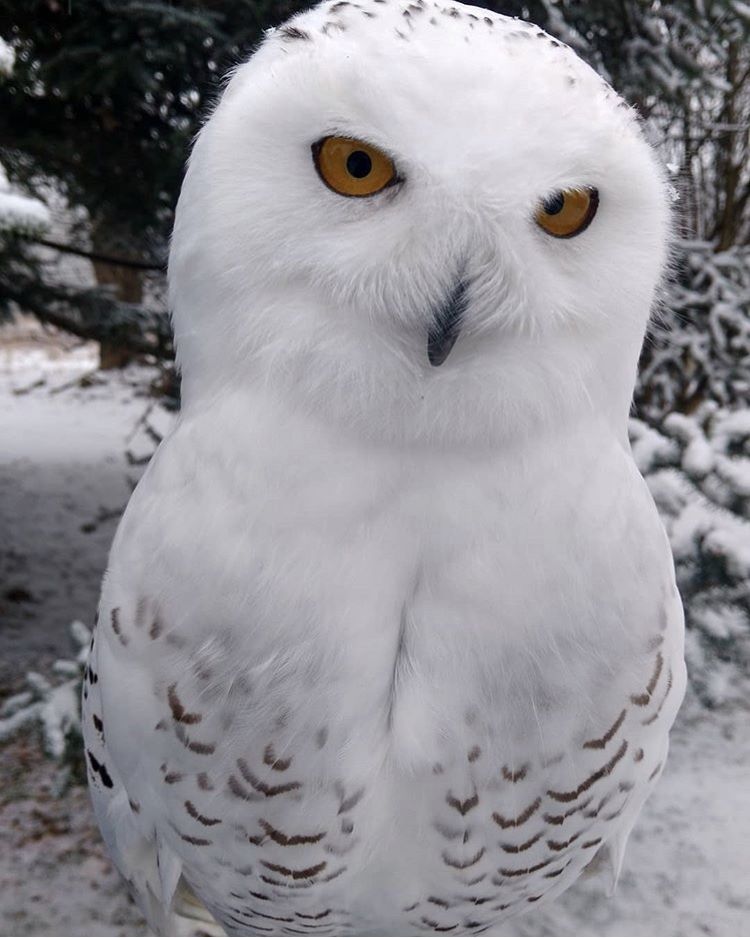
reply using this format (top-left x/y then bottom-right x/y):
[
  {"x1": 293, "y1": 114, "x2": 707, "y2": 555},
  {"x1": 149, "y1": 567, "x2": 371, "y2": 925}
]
[
  {"x1": 0, "y1": 336, "x2": 150, "y2": 690},
  {"x1": 0, "y1": 336, "x2": 748, "y2": 936}
]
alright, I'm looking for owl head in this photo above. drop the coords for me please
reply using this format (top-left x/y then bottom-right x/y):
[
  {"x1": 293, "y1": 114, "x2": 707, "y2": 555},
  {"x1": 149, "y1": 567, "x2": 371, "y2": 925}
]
[{"x1": 169, "y1": 0, "x2": 669, "y2": 447}]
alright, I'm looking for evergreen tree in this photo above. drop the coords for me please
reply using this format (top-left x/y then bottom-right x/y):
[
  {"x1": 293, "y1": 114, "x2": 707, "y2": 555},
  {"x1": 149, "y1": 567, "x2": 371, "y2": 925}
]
[{"x1": 0, "y1": 0, "x2": 308, "y2": 358}]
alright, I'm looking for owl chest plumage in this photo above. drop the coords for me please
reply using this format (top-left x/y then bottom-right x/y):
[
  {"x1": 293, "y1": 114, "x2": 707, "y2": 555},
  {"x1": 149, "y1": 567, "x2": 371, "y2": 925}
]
[{"x1": 83, "y1": 407, "x2": 685, "y2": 936}]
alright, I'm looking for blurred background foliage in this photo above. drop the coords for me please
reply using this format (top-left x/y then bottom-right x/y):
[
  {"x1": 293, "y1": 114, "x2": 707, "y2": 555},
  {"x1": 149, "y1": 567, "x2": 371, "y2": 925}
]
[{"x1": 0, "y1": 1, "x2": 749, "y2": 702}]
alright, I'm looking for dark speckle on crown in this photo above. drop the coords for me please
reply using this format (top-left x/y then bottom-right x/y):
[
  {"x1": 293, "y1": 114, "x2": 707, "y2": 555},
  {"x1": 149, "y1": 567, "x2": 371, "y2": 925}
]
[{"x1": 279, "y1": 24, "x2": 312, "y2": 41}]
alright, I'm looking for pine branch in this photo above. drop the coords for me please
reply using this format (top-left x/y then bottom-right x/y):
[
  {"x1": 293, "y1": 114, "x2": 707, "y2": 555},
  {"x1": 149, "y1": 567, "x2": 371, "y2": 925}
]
[{"x1": 33, "y1": 236, "x2": 164, "y2": 272}]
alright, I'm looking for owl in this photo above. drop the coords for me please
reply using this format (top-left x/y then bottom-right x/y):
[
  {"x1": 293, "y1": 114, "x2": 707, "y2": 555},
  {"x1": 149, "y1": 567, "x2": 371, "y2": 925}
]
[{"x1": 83, "y1": 1, "x2": 686, "y2": 935}]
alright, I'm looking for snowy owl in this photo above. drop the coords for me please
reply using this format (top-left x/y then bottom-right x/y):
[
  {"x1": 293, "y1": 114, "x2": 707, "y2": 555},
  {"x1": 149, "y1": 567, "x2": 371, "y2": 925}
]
[{"x1": 83, "y1": 1, "x2": 686, "y2": 935}]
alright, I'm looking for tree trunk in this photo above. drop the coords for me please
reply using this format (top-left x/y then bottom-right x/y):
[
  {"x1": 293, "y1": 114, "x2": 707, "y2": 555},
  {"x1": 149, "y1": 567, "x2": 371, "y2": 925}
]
[
  {"x1": 91, "y1": 229, "x2": 144, "y2": 369},
  {"x1": 713, "y1": 41, "x2": 746, "y2": 252}
]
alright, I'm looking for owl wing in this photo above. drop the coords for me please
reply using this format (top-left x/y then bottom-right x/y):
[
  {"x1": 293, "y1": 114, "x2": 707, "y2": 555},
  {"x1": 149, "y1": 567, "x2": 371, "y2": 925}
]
[{"x1": 82, "y1": 611, "x2": 224, "y2": 936}]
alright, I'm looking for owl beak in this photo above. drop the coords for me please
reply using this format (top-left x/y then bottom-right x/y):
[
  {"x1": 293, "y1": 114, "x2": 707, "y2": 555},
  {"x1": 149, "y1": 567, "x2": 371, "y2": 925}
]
[{"x1": 428, "y1": 277, "x2": 467, "y2": 367}]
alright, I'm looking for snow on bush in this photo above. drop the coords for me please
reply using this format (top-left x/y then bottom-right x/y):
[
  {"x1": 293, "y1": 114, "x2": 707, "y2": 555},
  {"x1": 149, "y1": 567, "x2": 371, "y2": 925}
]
[
  {"x1": 631, "y1": 405, "x2": 750, "y2": 706},
  {"x1": 0, "y1": 37, "x2": 14, "y2": 77},
  {"x1": 126, "y1": 399, "x2": 176, "y2": 465},
  {"x1": 0, "y1": 182, "x2": 51, "y2": 236},
  {"x1": 0, "y1": 37, "x2": 51, "y2": 236},
  {"x1": 637, "y1": 244, "x2": 750, "y2": 422},
  {"x1": 0, "y1": 138, "x2": 50, "y2": 238},
  {"x1": 0, "y1": 620, "x2": 90, "y2": 790}
]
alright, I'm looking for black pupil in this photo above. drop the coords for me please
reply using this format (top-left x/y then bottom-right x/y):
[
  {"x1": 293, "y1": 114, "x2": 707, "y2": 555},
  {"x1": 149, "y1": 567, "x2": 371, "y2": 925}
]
[
  {"x1": 346, "y1": 150, "x2": 372, "y2": 179},
  {"x1": 542, "y1": 191, "x2": 565, "y2": 215}
]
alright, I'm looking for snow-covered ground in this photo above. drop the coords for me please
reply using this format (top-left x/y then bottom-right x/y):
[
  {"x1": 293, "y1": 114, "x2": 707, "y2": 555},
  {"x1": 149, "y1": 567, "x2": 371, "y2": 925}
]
[
  {"x1": 0, "y1": 330, "x2": 748, "y2": 936},
  {"x1": 0, "y1": 323, "x2": 159, "y2": 692}
]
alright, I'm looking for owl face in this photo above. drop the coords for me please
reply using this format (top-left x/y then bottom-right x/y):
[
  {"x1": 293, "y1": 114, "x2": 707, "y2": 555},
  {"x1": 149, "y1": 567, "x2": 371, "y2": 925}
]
[{"x1": 169, "y1": 0, "x2": 669, "y2": 446}]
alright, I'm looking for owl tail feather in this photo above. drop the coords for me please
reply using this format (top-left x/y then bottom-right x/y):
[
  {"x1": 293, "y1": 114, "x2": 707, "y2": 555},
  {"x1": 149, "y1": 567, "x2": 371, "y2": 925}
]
[
  {"x1": 170, "y1": 880, "x2": 226, "y2": 936},
  {"x1": 132, "y1": 836, "x2": 224, "y2": 936},
  {"x1": 143, "y1": 877, "x2": 225, "y2": 937},
  {"x1": 579, "y1": 823, "x2": 634, "y2": 897},
  {"x1": 602, "y1": 830, "x2": 630, "y2": 897}
]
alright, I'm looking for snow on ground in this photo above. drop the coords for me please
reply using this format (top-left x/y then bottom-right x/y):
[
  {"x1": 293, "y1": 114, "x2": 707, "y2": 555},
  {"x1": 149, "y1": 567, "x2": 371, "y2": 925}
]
[
  {"x1": 0, "y1": 330, "x2": 748, "y2": 936},
  {"x1": 0, "y1": 734, "x2": 148, "y2": 937},
  {"x1": 0, "y1": 322, "x2": 158, "y2": 692}
]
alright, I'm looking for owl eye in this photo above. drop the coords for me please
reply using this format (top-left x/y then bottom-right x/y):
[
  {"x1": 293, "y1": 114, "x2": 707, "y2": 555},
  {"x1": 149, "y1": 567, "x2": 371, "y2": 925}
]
[
  {"x1": 535, "y1": 186, "x2": 599, "y2": 238},
  {"x1": 312, "y1": 136, "x2": 397, "y2": 198}
]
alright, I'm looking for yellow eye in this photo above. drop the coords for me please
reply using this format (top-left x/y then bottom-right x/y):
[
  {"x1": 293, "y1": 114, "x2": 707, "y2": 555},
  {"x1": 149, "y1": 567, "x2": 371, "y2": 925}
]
[
  {"x1": 312, "y1": 136, "x2": 397, "y2": 198},
  {"x1": 535, "y1": 186, "x2": 599, "y2": 238}
]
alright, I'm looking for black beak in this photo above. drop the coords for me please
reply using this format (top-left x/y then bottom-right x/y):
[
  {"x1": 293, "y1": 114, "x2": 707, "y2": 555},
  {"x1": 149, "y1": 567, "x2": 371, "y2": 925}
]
[{"x1": 428, "y1": 277, "x2": 468, "y2": 367}]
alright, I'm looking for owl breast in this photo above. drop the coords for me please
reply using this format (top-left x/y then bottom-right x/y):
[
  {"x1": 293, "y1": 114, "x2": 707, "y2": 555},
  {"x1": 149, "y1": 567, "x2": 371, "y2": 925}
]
[{"x1": 83, "y1": 410, "x2": 685, "y2": 936}]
